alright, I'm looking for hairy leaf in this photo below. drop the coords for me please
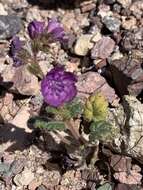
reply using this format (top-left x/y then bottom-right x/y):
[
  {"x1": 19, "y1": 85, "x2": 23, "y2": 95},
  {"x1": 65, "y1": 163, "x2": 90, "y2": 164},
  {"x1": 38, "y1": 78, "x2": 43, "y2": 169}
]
[
  {"x1": 35, "y1": 120, "x2": 65, "y2": 131},
  {"x1": 46, "y1": 106, "x2": 59, "y2": 115},
  {"x1": 65, "y1": 99, "x2": 83, "y2": 118},
  {"x1": 89, "y1": 120, "x2": 117, "y2": 142}
]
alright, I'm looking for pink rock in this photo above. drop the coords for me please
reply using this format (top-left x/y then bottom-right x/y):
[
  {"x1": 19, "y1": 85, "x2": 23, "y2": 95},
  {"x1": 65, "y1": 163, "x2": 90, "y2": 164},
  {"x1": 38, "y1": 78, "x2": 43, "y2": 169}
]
[
  {"x1": 91, "y1": 36, "x2": 115, "y2": 59},
  {"x1": 76, "y1": 72, "x2": 119, "y2": 106}
]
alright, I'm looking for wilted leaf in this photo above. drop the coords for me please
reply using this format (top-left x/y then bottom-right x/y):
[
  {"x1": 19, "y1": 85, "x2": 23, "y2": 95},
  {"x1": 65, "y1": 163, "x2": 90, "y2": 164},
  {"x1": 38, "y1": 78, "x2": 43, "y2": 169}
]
[{"x1": 35, "y1": 120, "x2": 65, "y2": 131}]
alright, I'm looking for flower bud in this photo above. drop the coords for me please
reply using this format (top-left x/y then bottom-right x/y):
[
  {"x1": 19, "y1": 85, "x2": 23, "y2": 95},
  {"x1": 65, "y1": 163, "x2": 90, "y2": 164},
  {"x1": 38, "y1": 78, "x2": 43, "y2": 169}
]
[
  {"x1": 47, "y1": 19, "x2": 68, "y2": 42},
  {"x1": 28, "y1": 20, "x2": 45, "y2": 39}
]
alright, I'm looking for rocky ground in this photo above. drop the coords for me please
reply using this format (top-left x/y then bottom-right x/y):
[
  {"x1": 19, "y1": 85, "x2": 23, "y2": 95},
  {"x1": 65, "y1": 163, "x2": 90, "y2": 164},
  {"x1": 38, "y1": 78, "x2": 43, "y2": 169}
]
[{"x1": 0, "y1": 0, "x2": 143, "y2": 189}]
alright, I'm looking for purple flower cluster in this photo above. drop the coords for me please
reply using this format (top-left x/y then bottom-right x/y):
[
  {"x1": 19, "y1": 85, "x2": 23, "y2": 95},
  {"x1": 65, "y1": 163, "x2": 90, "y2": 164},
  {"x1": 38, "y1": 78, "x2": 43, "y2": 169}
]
[
  {"x1": 9, "y1": 36, "x2": 23, "y2": 67},
  {"x1": 41, "y1": 66, "x2": 77, "y2": 107},
  {"x1": 28, "y1": 21, "x2": 45, "y2": 39},
  {"x1": 28, "y1": 19, "x2": 67, "y2": 43},
  {"x1": 47, "y1": 19, "x2": 68, "y2": 42}
]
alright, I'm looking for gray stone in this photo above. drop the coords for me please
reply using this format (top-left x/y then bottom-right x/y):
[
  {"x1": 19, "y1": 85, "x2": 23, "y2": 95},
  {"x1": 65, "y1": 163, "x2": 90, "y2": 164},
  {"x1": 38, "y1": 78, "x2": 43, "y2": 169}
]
[
  {"x1": 103, "y1": 16, "x2": 121, "y2": 32},
  {"x1": 0, "y1": 15, "x2": 22, "y2": 39},
  {"x1": 113, "y1": 3, "x2": 122, "y2": 13},
  {"x1": 108, "y1": 96, "x2": 143, "y2": 164},
  {"x1": 123, "y1": 96, "x2": 143, "y2": 162}
]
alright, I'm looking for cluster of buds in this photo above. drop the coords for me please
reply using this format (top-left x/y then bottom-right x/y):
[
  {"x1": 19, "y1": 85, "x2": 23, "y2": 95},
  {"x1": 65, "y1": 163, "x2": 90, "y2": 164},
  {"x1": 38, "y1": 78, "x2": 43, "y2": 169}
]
[
  {"x1": 28, "y1": 19, "x2": 68, "y2": 43},
  {"x1": 9, "y1": 18, "x2": 68, "y2": 67}
]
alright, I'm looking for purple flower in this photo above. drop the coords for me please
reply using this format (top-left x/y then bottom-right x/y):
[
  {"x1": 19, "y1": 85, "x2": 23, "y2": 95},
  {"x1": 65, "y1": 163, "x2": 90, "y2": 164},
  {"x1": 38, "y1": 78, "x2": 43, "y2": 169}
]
[
  {"x1": 41, "y1": 66, "x2": 77, "y2": 107},
  {"x1": 47, "y1": 19, "x2": 68, "y2": 42},
  {"x1": 28, "y1": 20, "x2": 45, "y2": 39},
  {"x1": 9, "y1": 36, "x2": 23, "y2": 67},
  {"x1": 10, "y1": 36, "x2": 22, "y2": 57}
]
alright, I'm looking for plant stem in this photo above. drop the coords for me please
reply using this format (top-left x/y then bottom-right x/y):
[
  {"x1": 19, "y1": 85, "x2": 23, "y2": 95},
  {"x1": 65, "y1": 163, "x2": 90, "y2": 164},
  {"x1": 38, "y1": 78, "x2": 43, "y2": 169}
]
[{"x1": 65, "y1": 119, "x2": 87, "y2": 144}]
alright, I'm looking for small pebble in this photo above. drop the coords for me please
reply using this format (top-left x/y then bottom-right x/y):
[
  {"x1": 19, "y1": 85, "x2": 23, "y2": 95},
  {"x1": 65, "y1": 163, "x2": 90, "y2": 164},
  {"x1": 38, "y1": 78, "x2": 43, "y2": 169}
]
[
  {"x1": 103, "y1": 16, "x2": 121, "y2": 32},
  {"x1": 113, "y1": 3, "x2": 122, "y2": 13},
  {"x1": 98, "y1": 4, "x2": 112, "y2": 18},
  {"x1": 74, "y1": 34, "x2": 93, "y2": 56},
  {"x1": 14, "y1": 168, "x2": 34, "y2": 186},
  {"x1": 122, "y1": 16, "x2": 137, "y2": 30}
]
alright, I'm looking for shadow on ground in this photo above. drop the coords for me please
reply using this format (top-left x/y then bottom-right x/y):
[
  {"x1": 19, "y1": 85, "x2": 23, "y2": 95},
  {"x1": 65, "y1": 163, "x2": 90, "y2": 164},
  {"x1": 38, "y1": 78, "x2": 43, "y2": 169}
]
[
  {"x1": 27, "y1": 0, "x2": 87, "y2": 10},
  {"x1": 0, "y1": 123, "x2": 37, "y2": 152}
]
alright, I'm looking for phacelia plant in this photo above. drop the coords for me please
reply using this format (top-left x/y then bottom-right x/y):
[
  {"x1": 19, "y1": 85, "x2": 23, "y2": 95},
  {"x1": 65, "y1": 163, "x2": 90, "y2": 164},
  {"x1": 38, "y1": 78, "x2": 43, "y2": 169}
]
[{"x1": 8, "y1": 18, "x2": 119, "y2": 169}]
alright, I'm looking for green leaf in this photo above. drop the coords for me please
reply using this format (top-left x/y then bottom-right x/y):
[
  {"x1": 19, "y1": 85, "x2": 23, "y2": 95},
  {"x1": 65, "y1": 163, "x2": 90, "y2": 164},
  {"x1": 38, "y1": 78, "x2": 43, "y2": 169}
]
[
  {"x1": 65, "y1": 99, "x2": 83, "y2": 118},
  {"x1": 35, "y1": 120, "x2": 65, "y2": 131},
  {"x1": 89, "y1": 120, "x2": 117, "y2": 142},
  {"x1": 97, "y1": 183, "x2": 112, "y2": 190},
  {"x1": 46, "y1": 106, "x2": 67, "y2": 120},
  {"x1": 46, "y1": 106, "x2": 59, "y2": 115},
  {"x1": 45, "y1": 99, "x2": 83, "y2": 121}
]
